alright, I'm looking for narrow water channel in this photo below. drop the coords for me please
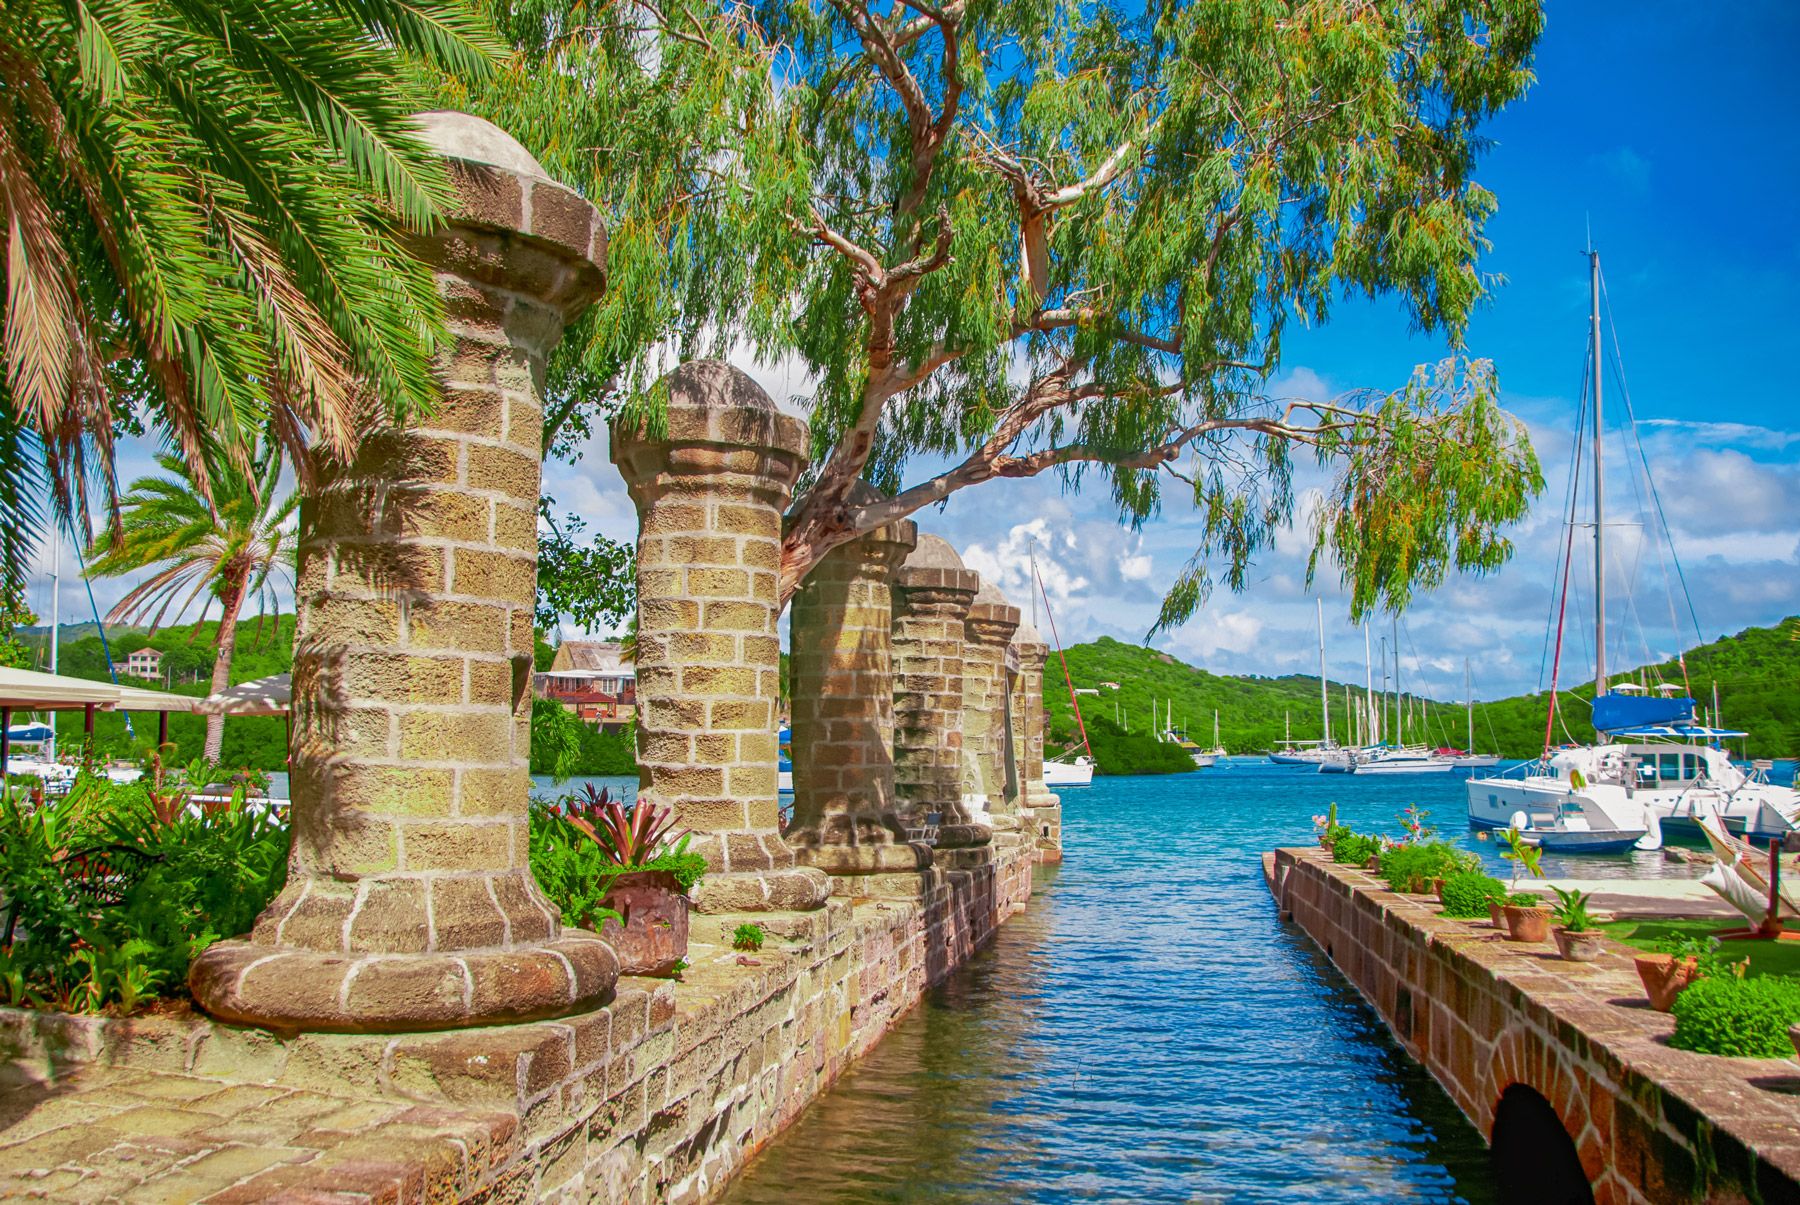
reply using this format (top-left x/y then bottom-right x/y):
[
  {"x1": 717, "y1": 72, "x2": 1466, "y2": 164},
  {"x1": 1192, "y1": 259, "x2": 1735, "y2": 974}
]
[{"x1": 722, "y1": 764, "x2": 1516, "y2": 1203}]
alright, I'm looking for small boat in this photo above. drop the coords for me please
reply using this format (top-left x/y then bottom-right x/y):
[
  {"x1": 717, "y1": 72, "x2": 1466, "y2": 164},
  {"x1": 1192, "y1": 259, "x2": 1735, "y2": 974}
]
[
  {"x1": 1043, "y1": 755, "x2": 1094, "y2": 787},
  {"x1": 1348, "y1": 745, "x2": 1459, "y2": 775},
  {"x1": 778, "y1": 723, "x2": 793, "y2": 794}
]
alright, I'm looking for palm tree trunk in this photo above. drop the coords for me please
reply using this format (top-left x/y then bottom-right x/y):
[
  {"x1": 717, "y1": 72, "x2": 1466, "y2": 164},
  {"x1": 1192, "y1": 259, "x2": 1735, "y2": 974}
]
[{"x1": 203, "y1": 569, "x2": 249, "y2": 762}]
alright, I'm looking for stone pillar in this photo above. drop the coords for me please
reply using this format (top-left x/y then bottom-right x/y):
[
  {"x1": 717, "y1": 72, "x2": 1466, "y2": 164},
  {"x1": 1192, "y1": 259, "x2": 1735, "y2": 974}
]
[
  {"x1": 962, "y1": 579, "x2": 1022, "y2": 831},
  {"x1": 1011, "y1": 620, "x2": 1063, "y2": 863},
  {"x1": 891, "y1": 535, "x2": 988, "y2": 849},
  {"x1": 189, "y1": 113, "x2": 617, "y2": 1032},
  {"x1": 786, "y1": 486, "x2": 932, "y2": 894},
  {"x1": 612, "y1": 361, "x2": 830, "y2": 915}
]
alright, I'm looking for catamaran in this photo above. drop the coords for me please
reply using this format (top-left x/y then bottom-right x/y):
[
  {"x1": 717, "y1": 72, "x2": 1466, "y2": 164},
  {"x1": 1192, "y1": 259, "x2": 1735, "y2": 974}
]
[{"x1": 1464, "y1": 251, "x2": 1797, "y2": 852}]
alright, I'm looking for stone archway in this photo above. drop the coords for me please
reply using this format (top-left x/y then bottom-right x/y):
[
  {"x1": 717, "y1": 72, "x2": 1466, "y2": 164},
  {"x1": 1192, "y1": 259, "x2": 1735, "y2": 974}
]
[{"x1": 1491, "y1": 1083, "x2": 1594, "y2": 1205}]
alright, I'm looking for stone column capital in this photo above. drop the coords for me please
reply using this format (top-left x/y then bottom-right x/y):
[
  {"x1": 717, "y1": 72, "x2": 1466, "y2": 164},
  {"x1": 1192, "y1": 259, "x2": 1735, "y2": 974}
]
[
  {"x1": 893, "y1": 564, "x2": 980, "y2": 612},
  {"x1": 611, "y1": 360, "x2": 809, "y2": 503},
  {"x1": 966, "y1": 600, "x2": 1021, "y2": 648}
]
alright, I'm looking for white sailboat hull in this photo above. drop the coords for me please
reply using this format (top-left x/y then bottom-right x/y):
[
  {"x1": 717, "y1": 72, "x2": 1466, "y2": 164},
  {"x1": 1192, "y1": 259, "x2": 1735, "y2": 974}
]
[{"x1": 1044, "y1": 759, "x2": 1094, "y2": 787}]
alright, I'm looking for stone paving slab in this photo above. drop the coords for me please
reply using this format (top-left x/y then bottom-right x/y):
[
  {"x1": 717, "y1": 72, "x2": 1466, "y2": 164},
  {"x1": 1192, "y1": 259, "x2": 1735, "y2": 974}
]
[{"x1": 0, "y1": 1062, "x2": 516, "y2": 1203}]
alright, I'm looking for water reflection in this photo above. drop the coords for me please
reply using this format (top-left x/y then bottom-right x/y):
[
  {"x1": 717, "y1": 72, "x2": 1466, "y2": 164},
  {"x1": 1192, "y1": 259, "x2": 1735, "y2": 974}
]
[{"x1": 725, "y1": 764, "x2": 1506, "y2": 1203}]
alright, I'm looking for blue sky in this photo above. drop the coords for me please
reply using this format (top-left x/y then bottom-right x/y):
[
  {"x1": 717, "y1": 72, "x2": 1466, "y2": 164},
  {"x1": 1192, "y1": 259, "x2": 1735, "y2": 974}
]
[{"x1": 34, "y1": 4, "x2": 1800, "y2": 705}]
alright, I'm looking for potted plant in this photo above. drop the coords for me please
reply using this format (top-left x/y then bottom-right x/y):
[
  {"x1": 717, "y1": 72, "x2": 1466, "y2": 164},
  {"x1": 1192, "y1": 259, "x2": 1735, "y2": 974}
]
[
  {"x1": 1494, "y1": 826, "x2": 1546, "y2": 935},
  {"x1": 1502, "y1": 891, "x2": 1551, "y2": 942},
  {"x1": 1549, "y1": 886, "x2": 1603, "y2": 961},
  {"x1": 555, "y1": 787, "x2": 707, "y2": 978},
  {"x1": 1635, "y1": 935, "x2": 1740, "y2": 1013}
]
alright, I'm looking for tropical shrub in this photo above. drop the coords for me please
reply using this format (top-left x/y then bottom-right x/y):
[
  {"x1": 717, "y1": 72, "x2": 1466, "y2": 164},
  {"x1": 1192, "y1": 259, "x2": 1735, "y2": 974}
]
[
  {"x1": 1331, "y1": 832, "x2": 1380, "y2": 866},
  {"x1": 0, "y1": 770, "x2": 288, "y2": 1012},
  {"x1": 1378, "y1": 842, "x2": 1477, "y2": 893},
  {"x1": 1505, "y1": 891, "x2": 1542, "y2": 909},
  {"x1": 527, "y1": 789, "x2": 706, "y2": 930},
  {"x1": 1669, "y1": 975, "x2": 1800, "y2": 1058},
  {"x1": 1440, "y1": 872, "x2": 1508, "y2": 919},
  {"x1": 1550, "y1": 886, "x2": 1595, "y2": 933}
]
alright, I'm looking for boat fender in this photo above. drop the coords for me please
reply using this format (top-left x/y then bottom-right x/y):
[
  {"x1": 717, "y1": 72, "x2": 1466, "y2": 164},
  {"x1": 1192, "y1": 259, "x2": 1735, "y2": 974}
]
[
  {"x1": 1635, "y1": 807, "x2": 1663, "y2": 853},
  {"x1": 1509, "y1": 810, "x2": 1529, "y2": 832}
]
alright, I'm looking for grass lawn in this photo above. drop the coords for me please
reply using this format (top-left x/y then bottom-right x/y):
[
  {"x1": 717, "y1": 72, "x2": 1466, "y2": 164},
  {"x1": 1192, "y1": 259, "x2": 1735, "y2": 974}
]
[{"x1": 1598, "y1": 918, "x2": 1800, "y2": 980}]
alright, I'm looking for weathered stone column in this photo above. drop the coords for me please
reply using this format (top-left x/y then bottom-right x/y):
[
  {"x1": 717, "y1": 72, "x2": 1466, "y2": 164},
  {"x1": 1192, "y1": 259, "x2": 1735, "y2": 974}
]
[
  {"x1": 891, "y1": 535, "x2": 988, "y2": 850},
  {"x1": 1011, "y1": 620, "x2": 1064, "y2": 863},
  {"x1": 786, "y1": 486, "x2": 931, "y2": 894},
  {"x1": 190, "y1": 114, "x2": 617, "y2": 1032},
  {"x1": 612, "y1": 361, "x2": 830, "y2": 914},
  {"x1": 962, "y1": 579, "x2": 1022, "y2": 831}
]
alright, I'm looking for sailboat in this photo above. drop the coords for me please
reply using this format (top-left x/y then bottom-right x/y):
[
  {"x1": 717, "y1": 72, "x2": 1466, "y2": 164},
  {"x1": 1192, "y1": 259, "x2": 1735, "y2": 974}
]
[
  {"x1": 1270, "y1": 601, "x2": 1341, "y2": 767},
  {"x1": 1344, "y1": 618, "x2": 1458, "y2": 774},
  {"x1": 1033, "y1": 544, "x2": 1095, "y2": 788},
  {"x1": 1465, "y1": 251, "x2": 1797, "y2": 851}
]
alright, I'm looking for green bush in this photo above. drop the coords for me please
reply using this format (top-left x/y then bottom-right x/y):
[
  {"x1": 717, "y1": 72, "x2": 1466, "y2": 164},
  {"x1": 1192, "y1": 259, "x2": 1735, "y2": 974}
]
[
  {"x1": 1378, "y1": 842, "x2": 1478, "y2": 893},
  {"x1": 1669, "y1": 975, "x2": 1800, "y2": 1057},
  {"x1": 733, "y1": 923, "x2": 765, "y2": 952},
  {"x1": 1440, "y1": 871, "x2": 1508, "y2": 918},
  {"x1": 1331, "y1": 832, "x2": 1379, "y2": 865},
  {"x1": 0, "y1": 770, "x2": 289, "y2": 1012},
  {"x1": 526, "y1": 800, "x2": 706, "y2": 932}
]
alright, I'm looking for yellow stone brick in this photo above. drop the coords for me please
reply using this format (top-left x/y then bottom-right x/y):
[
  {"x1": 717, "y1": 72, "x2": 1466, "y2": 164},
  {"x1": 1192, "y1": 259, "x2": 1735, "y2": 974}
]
[
  {"x1": 400, "y1": 486, "x2": 492, "y2": 543},
  {"x1": 491, "y1": 500, "x2": 537, "y2": 551},
  {"x1": 407, "y1": 600, "x2": 508, "y2": 653},
  {"x1": 400, "y1": 819, "x2": 515, "y2": 870},
  {"x1": 453, "y1": 548, "x2": 536, "y2": 605},
  {"x1": 328, "y1": 764, "x2": 456, "y2": 814},
  {"x1": 458, "y1": 767, "x2": 530, "y2": 815},
  {"x1": 467, "y1": 657, "x2": 512, "y2": 705},
  {"x1": 397, "y1": 709, "x2": 515, "y2": 762},
  {"x1": 684, "y1": 567, "x2": 749, "y2": 597},
  {"x1": 681, "y1": 665, "x2": 756, "y2": 696},
  {"x1": 423, "y1": 386, "x2": 506, "y2": 439},
  {"x1": 466, "y1": 442, "x2": 540, "y2": 501}
]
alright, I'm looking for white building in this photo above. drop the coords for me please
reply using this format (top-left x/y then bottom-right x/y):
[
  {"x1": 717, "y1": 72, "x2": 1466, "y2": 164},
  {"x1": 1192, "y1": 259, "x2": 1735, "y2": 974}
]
[{"x1": 124, "y1": 647, "x2": 163, "y2": 680}]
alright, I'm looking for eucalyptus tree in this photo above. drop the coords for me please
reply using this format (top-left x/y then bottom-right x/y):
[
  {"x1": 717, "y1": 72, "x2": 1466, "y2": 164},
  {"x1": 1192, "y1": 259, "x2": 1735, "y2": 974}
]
[
  {"x1": 0, "y1": 0, "x2": 496, "y2": 588},
  {"x1": 85, "y1": 442, "x2": 296, "y2": 760},
  {"x1": 447, "y1": 0, "x2": 1545, "y2": 631}
]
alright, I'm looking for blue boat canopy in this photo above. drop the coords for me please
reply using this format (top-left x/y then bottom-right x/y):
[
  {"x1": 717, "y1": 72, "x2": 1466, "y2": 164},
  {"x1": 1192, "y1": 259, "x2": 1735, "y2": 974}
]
[
  {"x1": 4, "y1": 723, "x2": 55, "y2": 742},
  {"x1": 1606, "y1": 724, "x2": 1748, "y2": 741},
  {"x1": 1591, "y1": 692, "x2": 1697, "y2": 734}
]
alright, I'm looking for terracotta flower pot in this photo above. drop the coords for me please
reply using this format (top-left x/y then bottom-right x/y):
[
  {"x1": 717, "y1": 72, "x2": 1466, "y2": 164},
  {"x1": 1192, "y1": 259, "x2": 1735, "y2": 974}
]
[
  {"x1": 1553, "y1": 927, "x2": 1604, "y2": 962},
  {"x1": 598, "y1": 869, "x2": 690, "y2": 977},
  {"x1": 1427, "y1": 877, "x2": 1446, "y2": 898},
  {"x1": 1503, "y1": 904, "x2": 1551, "y2": 943},
  {"x1": 1635, "y1": 954, "x2": 1699, "y2": 1013},
  {"x1": 1487, "y1": 900, "x2": 1506, "y2": 929}
]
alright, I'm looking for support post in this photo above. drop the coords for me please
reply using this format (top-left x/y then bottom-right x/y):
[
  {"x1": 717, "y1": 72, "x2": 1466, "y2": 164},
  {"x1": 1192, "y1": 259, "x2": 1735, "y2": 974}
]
[
  {"x1": 188, "y1": 113, "x2": 617, "y2": 1032},
  {"x1": 786, "y1": 486, "x2": 930, "y2": 895},
  {"x1": 1010, "y1": 620, "x2": 1063, "y2": 863},
  {"x1": 891, "y1": 535, "x2": 987, "y2": 851},
  {"x1": 612, "y1": 361, "x2": 830, "y2": 915},
  {"x1": 962, "y1": 579, "x2": 1021, "y2": 830}
]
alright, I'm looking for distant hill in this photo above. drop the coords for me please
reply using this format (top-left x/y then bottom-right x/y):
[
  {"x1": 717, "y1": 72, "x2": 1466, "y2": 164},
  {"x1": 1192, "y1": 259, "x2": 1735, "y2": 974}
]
[{"x1": 1041, "y1": 621, "x2": 1800, "y2": 763}]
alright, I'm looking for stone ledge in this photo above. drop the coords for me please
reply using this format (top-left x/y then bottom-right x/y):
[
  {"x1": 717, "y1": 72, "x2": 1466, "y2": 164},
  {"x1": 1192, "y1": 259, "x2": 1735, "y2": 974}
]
[{"x1": 1270, "y1": 846, "x2": 1800, "y2": 1204}]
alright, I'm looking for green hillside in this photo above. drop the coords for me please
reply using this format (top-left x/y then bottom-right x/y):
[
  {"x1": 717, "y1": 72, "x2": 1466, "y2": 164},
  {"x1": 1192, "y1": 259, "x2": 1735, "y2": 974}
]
[{"x1": 1043, "y1": 621, "x2": 1800, "y2": 767}]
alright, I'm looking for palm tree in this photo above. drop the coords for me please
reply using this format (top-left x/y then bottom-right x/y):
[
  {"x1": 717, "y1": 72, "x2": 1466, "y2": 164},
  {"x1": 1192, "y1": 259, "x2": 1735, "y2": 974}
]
[
  {"x1": 85, "y1": 442, "x2": 296, "y2": 760},
  {"x1": 0, "y1": 0, "x2": 496, "y2": 589}
]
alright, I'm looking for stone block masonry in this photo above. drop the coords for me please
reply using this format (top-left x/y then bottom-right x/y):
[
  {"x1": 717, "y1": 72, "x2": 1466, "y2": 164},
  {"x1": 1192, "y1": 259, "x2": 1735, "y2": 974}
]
[
  {"x1": 1269, "y1": 848, "x2": 1800, "y2": 1205},
  {"x1": 0, "y1": 861, "x2": 1046, "y2": 1203}
]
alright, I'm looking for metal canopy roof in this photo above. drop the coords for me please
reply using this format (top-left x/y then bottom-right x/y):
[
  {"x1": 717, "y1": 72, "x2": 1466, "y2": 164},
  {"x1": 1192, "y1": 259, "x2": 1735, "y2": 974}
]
[
  {"x1": 197, "y1": 674, "x2": 290, "y2": 717},
  {"x1": 0, "y1": 666, "x2": 198, "y2": 713}
]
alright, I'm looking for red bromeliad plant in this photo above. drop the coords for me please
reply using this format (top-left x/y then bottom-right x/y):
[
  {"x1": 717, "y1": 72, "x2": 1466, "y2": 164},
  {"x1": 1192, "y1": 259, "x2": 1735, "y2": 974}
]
[{"x1": 559, "y1": 785, "x2": 685, "y2": 867}]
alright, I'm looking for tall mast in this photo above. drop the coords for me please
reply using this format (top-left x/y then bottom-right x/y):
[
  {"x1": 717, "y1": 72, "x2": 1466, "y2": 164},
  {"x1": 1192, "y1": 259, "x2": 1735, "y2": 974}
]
[
  {"x1": 1316, "y1": 598, "x2": 1330, "y2": 747},
  {"x1": 46, "y1": 525, "x2": 59, "y2": 761},
  {"x1": 1363, "y1": 623, "x2": 1375, "y2": 747},
  {"x1": 1393, "y1": 616, "x2": 1401, "y2": 744},
  {"x1": 1591, "y1": 249, "x2": 1608, "y2": 698},
  {"x1": 1465, "y1": 658, "x2": 1474, "y2": 752}
]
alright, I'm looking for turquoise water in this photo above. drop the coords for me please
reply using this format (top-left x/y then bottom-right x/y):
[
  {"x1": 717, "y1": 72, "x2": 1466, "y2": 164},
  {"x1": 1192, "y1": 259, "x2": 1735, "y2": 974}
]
[{"x1": 720, "y1": 761, "x2": 1600, "y2": 1204}]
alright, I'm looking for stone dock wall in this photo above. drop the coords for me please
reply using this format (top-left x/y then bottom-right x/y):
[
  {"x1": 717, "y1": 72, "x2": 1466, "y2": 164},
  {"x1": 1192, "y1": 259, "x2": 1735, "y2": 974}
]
[
  {"x1": 1267, "y1": 847, "x2": 1800, "y2": 1205},
  {"x1": 0, "y1": 843, "x2": 1037, "y2": 1202}
]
